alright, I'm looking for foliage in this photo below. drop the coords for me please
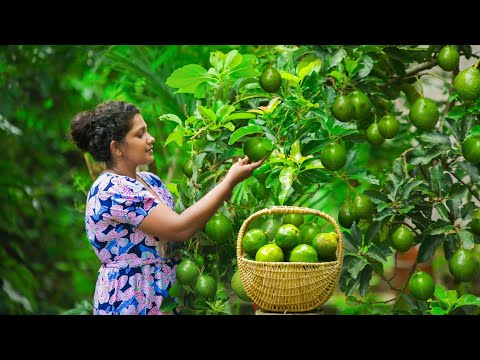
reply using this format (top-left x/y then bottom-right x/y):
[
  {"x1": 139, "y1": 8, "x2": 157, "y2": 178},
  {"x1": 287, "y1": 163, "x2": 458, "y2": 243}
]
[{"x1": 3, "y1": 45, "x2": 480, "y2": 315}]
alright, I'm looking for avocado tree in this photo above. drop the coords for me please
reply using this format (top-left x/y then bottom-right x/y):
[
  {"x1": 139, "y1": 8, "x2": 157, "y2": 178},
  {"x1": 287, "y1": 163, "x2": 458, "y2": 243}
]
[{"x1": 156, "y1": 45, "x2": 480, "y2": 315}]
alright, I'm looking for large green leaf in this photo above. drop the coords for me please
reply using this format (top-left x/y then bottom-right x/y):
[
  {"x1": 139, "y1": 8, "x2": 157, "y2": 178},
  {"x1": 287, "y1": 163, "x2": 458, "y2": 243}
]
[
  {"x1": 228, "y1": 124, "x2": 264, "y2": 145},
  {"x1": 165, "y1": 64, "x2": 211, "y2": 94}
]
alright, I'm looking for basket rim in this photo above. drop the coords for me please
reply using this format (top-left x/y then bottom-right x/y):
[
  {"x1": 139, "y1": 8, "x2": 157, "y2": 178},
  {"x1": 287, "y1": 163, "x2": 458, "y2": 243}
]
[{"x1": 236, "y1": 205, "x2": 344, "y2": 264}]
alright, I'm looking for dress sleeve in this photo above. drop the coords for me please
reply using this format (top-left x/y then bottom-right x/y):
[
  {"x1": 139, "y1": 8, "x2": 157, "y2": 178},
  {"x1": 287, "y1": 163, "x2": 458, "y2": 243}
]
[{"x1": 98, "y1": 176, "x2": 158, "y2": 228}]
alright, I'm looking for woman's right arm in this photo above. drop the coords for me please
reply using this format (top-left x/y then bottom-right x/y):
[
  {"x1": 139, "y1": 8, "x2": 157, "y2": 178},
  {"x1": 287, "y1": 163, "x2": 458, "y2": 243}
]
[{"x1": 139, "y1": 156, "x2": 264, "y2": 242}]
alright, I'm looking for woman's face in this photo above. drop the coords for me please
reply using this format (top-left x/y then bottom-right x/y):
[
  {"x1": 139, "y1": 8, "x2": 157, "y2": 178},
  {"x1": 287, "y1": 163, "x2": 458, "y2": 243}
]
[{"x1": 119, "y1": 114, "x2": 156, "y2": 166}]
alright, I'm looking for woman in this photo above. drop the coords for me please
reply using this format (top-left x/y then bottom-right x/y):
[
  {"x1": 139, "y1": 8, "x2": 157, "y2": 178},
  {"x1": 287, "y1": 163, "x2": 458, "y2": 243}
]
[{"x1": 70, "y1": 100, "x2": 264, "y2": 315}]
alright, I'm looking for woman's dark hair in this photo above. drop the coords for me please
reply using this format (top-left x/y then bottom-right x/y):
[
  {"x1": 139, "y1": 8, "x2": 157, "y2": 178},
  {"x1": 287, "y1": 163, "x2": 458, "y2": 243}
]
[{"x1": 70, "y1": 101, "x2": 139, "y2": 166}]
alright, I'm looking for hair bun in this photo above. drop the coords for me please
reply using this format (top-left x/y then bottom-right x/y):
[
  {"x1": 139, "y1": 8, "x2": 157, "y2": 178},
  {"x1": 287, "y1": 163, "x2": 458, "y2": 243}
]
[{"x1": 70, "y1": 110, "x2": 95, "y2": 152}]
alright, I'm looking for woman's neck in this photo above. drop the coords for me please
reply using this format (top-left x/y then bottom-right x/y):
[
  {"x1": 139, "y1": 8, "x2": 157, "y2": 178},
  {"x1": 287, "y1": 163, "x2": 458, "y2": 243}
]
[{"x1": 106, "y1": 164, "x2": 137, "y2": 179}]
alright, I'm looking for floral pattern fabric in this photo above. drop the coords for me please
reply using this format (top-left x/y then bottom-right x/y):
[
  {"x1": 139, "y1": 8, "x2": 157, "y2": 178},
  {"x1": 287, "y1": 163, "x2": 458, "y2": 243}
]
[{"x1": 85, "y1": 171, "x2": 180, "y2": 315}]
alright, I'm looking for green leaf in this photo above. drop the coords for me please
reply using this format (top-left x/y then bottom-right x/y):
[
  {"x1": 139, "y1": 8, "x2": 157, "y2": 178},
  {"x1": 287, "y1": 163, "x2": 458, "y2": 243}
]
[
  {"x1": 399, "y1": 179, "x2": 423, "y2": 200},
  {"x1": 366, "y1": 243, "x2": 387, "y2": 262},
  {"x1": 457, "y1": 229, "x2": 475, "y2": 249},
  {"x1": 297, "y1": 168, "x2": 331, "y2": 185},
  {"x1": 342, "y1": 232, "x2": 359, "y2": 251},
  {"x1": 216, "y1": 104, "x2": 236, "y2": 121},
  {"x1": 223, "y1": 50, "x2": 242, "y2": 70},
  {"x1": 165, "y1": 125, "x2": 185, "y2": 146},
  {"x1": 400, "y1": 293, "x2": 418, "y2": 310},
  {"x1": 348, "y1": 172, "x2": 379, "y2": 186},
  {"x1": 465, "y1": 124, "x2": 480, "y2": 138},
  {"x1": 297, "y1": 55, "x2": 322, "y2": 79},
  {"x1": 165, "y1": 64, "x2": 210, "y2": 94},
  {"x1": 359, "y1": 265, "x2": 372, "y2": 297},
  {"x1": 434, "y1": 202, "x2": 450, "y2": 221},
  {"x1": 426, "y1": 221, "x2": 453, "y2": 235},
  {"x1": 347, "y1": 256, "x2": 367, "y2": 279},
  {"x1": 223, "y1": 112, "x2": 256, "y2": 122},
  {"x1": 364, "y1": 221, "x2": 382, "y2": 245},
  {"x1": 430, "y1": 163, "x2": 450, "y2": 196},
  {"x1": 363, "y1": 189, "x2": 389, "y2": 203},
  {"x1": 198, "y1": 105, "x2": 217, "y2": 123},
  {"x1": 279, "y1": 167, "x2": 295, "y2": 192},
  {"x1": 351, "y1": 222, "x2": 363, "y2": 248},
  {"x1": 228, "y1": 124, "x2": 264, "y2": 145},
  {"x1": 418, "y1": 235, "x2": 444, "y2": 262},
  {"x1": 159, "y1": 296, "x2": 178, "y2": 312},
  {"x1": 418, "y1": 131, "x2": 451, "y2": 146},
  {"x1": 221, "y1": 122, "x2": 235, "y2": 131},
  {"x1": 345, "y1": 58, "x2": 359, "y2": 75},
  {"x1": 158, "y1": 114, "x2": 183, "y2": 127},
  {"x1": 458, "y1": 161, "x2": 480, "y2": 183},
  {"x1": 358, "y1": 55, "x2": 374, "y2": 78},
  {"x1": 229, "y1": 54, "x2": 260, "y2": 79},
  {"x1": 455, "y1": 294, "x2": 480, "y2": 308},
  {"x1": 289, "y1": 140, "x2": 304, "y2": 164},
  {"x1": 434, "y1": 284, "x2": 448, "y2": 300},
  {"x1": 430, "y1": 306, "x2": 449, "y2": 315},
  {"x1": 446, "y1": 106, "x2": 466, "y2": 120},
  {"x1": 329, "y1": 49, "x2": 347, "y2": 68}
]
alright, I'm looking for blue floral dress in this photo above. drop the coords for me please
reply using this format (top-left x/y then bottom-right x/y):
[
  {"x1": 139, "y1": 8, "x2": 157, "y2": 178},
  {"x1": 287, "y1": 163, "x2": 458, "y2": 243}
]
[{"x1": 85, "y1": 171, "x2": 181, "y2": 315}]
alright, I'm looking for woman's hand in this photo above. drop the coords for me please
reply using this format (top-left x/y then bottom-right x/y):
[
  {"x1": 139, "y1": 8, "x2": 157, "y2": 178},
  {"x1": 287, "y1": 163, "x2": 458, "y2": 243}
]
[{"x1": 225, "y1": 156, "x2": 265, "y2": 189}]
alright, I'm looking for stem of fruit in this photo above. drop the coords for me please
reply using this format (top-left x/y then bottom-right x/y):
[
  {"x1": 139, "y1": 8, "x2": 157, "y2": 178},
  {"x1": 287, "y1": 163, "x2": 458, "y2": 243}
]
[
  {"x1": 438, "y1": 66, "x2": 459, "y2": 129},
  {"x1": 415, "y1": 76, "x2": 425, "y2": 98},
  {"x1": 400, "y1": 148, "x2": 414, "y2": 178},
  {"x1": 450, "y1": 172, "x2": 480, "y2": 202},
  {"x1": 419, "y1": 72, "x2": 452, "y2": 85},
  {"x1": 474, "y1": 58, "x2": 480, "y2": 70},
  {"x1": 231, "y1": 95, "x2": 270, "y2": 106}
]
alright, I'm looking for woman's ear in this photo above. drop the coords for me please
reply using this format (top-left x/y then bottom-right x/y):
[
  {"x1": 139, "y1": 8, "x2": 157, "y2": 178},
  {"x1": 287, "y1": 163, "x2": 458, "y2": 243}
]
[{"x1": 110, "y1": 140, "x2": 124, "y2": 157}]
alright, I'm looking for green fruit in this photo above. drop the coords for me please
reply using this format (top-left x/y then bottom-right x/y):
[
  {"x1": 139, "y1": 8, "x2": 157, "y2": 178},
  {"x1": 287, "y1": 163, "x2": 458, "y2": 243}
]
[
  {"x1": 242, "y1": 228, "x2": 268, "y2": 257},
  {"x1": 409, "y1": 97, "x2": 439, "y2": 131},
  {"x1": 462, "y1": 135, "x2": 480, "y2": 164},
  {"x1": 437, "y1": 45, "x2": 460, "y2": 72},
  {"x1": 283, "y1": 213, "x2": 304, "y2": 228},
  {"x1": 470, "y1": 209, "x2": 480, "y2": 236},
  {"x1": 350, "y1": 90, "x2": 372, "y2": 120},
  {"x1": 259, "y1": 66, "x2": 282, "y2": 93},
  {"x1": 409, "y1": 271, "x2": 435, "y2": 300},
  {"x1": 391, "y1": 225, "x2": 415, "y2": 253},
  {"x1": 311, "y1": 232, "x2": 338, "y2": 261},
  {"x1": 366, "y1": 122, "x2": 385, "y2": 146},
  {"x1": 205, "y1": 212, "x2": 232, "y2": 243},
  {"x1": 243, "y1": 137, "x2": 272, "y2": 162},
  {"x1": 378, "y1": 114, "x2": 400, "y2": 139},
  {"x1": 454, "y1": 67, "x2": 480, "y2": 102},
  {"x1": 320, "y1": 142, "x2": 347, "y2": 171},
  {"x1": 194, "y1": 274, "x2": 217, "y2": 299},
  {"x1": 289, "y1": 244, "x2": 319, "y2": 263},
  {"x1": 275, "y1": 224, "x2": 302, "y2": 251},
  {"x1": 176, "y1": 259, "x2": 200, "y2": 286},
  {"x1": 331, "y1": 95, "x2": 355, "y2": 122},
  {"x1": 231, "y1": 270, "x2": 252, "y2": 302},
  {"x1": 250, "y1": 178, "x2": 266, "y2": 198},
  {"x1": 298, "y1": 222, "x2": 321, "y2": 245},
  {"x1": 182, "y1": 159, "x2": 194, "y2": 178},
  {"x1": 255, "y1": 243, "x2": 284, "y2": 262},
  {"x1": 338, "y1": 200, "x2": 358, "y2": 229},
  {"x1": 449, "y1": 248, "x2": 479, "y2": 282},
  {"x1": 352, "y1": 194, "x2": 374, "y2": 220}
]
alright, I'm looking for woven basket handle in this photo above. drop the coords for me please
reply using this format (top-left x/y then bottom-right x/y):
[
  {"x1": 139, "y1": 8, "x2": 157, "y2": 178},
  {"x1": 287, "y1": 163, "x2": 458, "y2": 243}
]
[{"x1": 236, "y1": 206, "x2": 344, "y2": 262}]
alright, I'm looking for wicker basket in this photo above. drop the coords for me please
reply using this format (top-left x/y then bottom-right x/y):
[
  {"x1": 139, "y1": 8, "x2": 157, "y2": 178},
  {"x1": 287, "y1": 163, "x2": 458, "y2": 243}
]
[{"x1": 236, "y1": 206, "x2": 344, "y2": 313}]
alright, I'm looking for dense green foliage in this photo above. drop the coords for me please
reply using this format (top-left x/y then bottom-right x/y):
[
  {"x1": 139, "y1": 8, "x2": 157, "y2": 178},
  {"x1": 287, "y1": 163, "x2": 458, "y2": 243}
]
[{"x1": 2, "y1": 45, "x2": 480, "y2": 315}]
